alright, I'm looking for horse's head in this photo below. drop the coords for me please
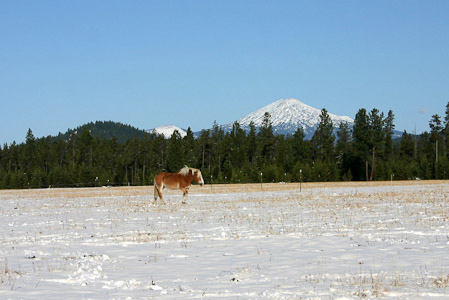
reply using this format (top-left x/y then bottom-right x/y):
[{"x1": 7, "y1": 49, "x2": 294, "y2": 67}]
[{"x1": 193, "y1": 169, "x2": 204, "y2": 186}]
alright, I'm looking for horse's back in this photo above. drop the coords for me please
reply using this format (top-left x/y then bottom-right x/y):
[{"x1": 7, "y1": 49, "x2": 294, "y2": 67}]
[{"x1": 155, "y1": 172, "x2": 184, "y2": 189}]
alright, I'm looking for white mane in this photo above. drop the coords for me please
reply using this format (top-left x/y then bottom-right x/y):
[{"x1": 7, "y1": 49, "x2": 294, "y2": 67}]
[{"x1": 178, "y1": 166, "x2": 200, "y2": 176}]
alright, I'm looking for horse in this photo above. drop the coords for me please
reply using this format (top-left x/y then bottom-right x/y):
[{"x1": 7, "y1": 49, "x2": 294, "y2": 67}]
[{"x1": 153, "y1": 166, "x2": 204, "y2": 205}]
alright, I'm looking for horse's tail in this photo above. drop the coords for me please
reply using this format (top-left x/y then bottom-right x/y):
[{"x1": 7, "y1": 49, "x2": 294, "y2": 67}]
[
  {"x1": 153, "y1": 176, "x2": 160, "y2": 199},
  {"x1": 153, "y1": 181, "x2": 159, "y2": 200},
  {"x1": 153, "y1": 174, "x2": 166, "y2": 204}
]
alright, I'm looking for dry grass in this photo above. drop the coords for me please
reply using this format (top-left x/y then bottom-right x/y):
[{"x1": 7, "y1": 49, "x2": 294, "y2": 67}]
[{"x1": 0, "y1": 179, "x2": 447, "y2": 199}]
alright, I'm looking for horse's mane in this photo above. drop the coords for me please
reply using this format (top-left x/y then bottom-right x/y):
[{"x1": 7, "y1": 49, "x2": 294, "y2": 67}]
[{"x1": 178, "y1": 166, "x2": 199, "y2": 176}]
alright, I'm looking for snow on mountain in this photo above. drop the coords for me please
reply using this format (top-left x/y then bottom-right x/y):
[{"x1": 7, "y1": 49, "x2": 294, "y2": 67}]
[
  {"x1": 149, "y1": 125, "x2": 187, "y2": 138},
  {"x1": 224, "y1": 98, "x2": 354, "y2": 138}
]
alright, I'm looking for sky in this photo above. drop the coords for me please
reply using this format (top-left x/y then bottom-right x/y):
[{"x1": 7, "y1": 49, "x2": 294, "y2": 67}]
[{"x1": 1, "y1": 0, "x2": 448, "y2": 144}]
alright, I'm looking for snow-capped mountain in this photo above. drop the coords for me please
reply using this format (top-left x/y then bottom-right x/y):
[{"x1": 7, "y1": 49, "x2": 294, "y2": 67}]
[
  {"x1": 223, "y1": 98, "x2": 354, "y2": 138},
  {"x1": 149, "y1": 125, "x2": 187, "y2": 138}
]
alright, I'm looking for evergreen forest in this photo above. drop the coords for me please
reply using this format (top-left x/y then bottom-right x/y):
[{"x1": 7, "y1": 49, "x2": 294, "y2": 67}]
[{"x1": 1, "y1": 104, "x2": 449, "y2": 189}]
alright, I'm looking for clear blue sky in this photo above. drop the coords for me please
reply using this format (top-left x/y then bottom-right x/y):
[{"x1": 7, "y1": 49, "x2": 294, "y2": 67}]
[{"x1": 1, "y1": 0, "x2": 448, "y2": 144}]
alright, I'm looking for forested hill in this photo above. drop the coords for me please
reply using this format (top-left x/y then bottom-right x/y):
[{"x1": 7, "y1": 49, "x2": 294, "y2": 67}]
[{"x1": 54, "y1": 121, "x2": 148, "y2": 143}]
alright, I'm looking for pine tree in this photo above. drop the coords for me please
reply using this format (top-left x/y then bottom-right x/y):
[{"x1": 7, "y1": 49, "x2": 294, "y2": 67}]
[
  {"x1": 183, "y1": 127, "x2": 196, "y2": 167},
  {"x1": 400, "y1": 131, "x2": 415, "y2": 159},
  {"x1": 79, "y1": 128, "x2": 94, "y2": 167},
  {"x1": 336, "y1": 121, "x2": 352, "y2": 180},
  {"x1": 291, "y1": 128, "x2": 309, "y2": 162},
  {"x1": 246, "y1": 122, "x2": 257, "y2": 165},
  {"x1": 429, "y1": 114, "x2": 444, "y2": 176},
  {"x1": 368, "y1": 108, "x2": 385, "y2": 180},
  {"x1": 210, "y1": 121, "x2": 225, "y2": 178},
  {"x1": 166, "y1": 130, "x2": 184, "y2": 172},
  {"x1": 384, "y1": 110, "x2": 395, "y2": 160},
  {"x1": 311, "y1": 108, "x2": 335, "y2": 162},
  {"x1": 352, "y1": 109, "x2": 370, "y2": 180},
  {"x1": 23, "y1": 128, "x2": 36, "y2": 174},
  {"x1": 442, "y1": 102, "x2": 449, "y2": 159},
  {"x1": 220, "y1": 133, "x2": 233, "y2": 181},
  {"x1": 257, "y1": 112, "x2": 275, "y2": 165},
  {"x1": 230, "y1": 121, "x2": 247, "y2": 169},
  {"x1": 152, "y1": 133, "x2": 167, "y2": 171},
  {"x1": 197, "y1": 129, "x2": 210, "y2": 171},
  {"x1": 275, "y1": 134, "x2": 288, "y2": 173}
]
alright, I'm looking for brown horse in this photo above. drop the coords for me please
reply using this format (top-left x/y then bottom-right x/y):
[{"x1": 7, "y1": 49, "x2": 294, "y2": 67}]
[{"x1": 153, "y1": 166, "x2": 204, "y2": 204}]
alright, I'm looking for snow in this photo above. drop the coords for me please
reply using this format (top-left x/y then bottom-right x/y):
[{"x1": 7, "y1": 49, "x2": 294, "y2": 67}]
[
  {"x1": 149, "y1": 125, "x2": 187, "y2": 138},
  {"x1": 224, "y1": 98, "x2": 354, "y2": 136},
  {"x1": 1, "y1": 181, "x2": 449, "y2": 299}
]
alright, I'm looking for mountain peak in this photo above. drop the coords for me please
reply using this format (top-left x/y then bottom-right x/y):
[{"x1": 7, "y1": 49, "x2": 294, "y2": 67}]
[
  {"x1": 276, "y1": 98, "x2": 305, "y2": 105},
  {"x1": 149, "y1": 125, "x2": 187, "y2": 138},
  {"x1": 225, "y1": 98, "x2": 354, "y2": 137}
]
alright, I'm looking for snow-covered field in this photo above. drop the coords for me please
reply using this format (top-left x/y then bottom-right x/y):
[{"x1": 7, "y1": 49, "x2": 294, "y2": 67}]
[{"x1": 1, "y1": 181, "x2": 448, "y2": 299}]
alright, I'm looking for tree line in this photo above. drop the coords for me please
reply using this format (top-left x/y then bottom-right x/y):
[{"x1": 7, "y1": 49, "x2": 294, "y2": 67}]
[{"x1": 1, "y1": 103, "x2": 449, "y2": 189}]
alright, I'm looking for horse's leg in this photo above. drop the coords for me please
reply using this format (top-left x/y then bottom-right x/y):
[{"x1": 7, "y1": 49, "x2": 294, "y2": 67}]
[
  {"x1": 181, "y1": 186, "x2": 190, "y2": 204},
  {"x1": 153, "y1": 184, "x2": 159, "y2": 204}
]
